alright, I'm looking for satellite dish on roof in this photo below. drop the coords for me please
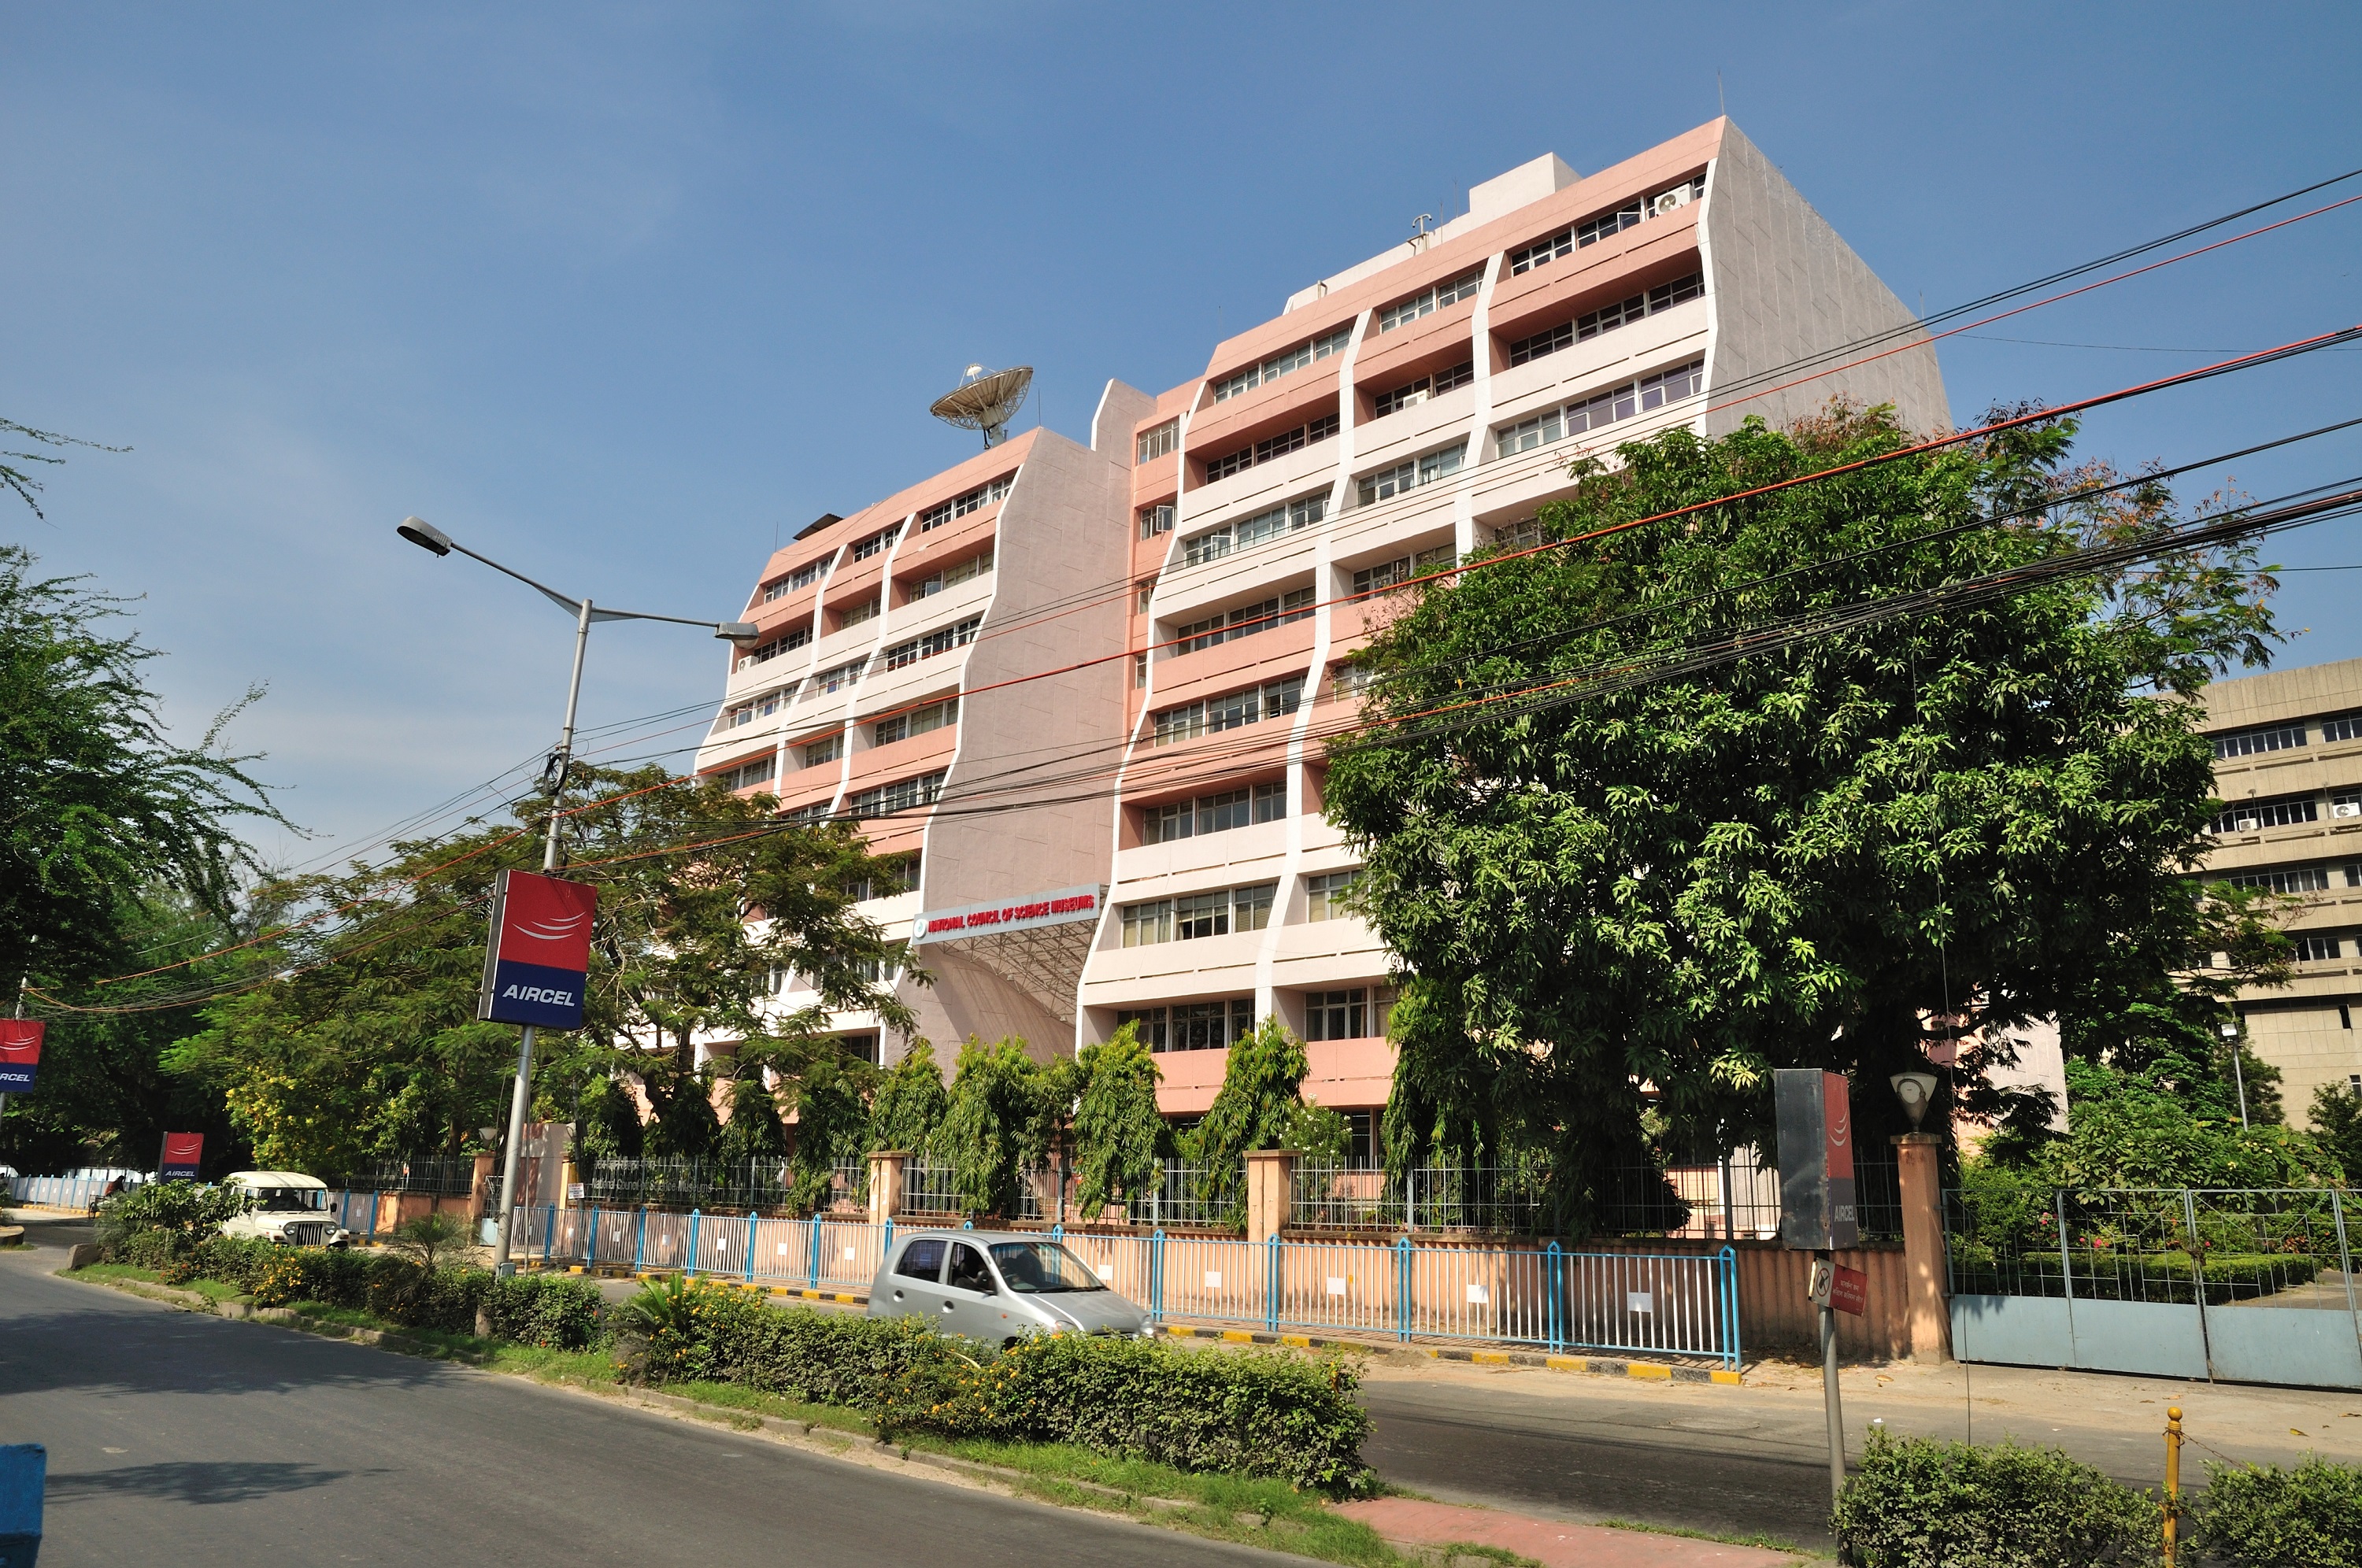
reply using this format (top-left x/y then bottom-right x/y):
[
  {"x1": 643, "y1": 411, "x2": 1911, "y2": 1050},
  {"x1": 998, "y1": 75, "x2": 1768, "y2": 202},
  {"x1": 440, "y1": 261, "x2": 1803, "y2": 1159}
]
[{"x1": 930, "y1": 363, "x2": 1034, "y2": 448}]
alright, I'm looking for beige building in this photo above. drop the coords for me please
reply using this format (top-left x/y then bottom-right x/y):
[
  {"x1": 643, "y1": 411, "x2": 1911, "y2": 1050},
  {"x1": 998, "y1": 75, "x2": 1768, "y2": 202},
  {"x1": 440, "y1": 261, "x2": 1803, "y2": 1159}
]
[{"x1": 2197, "y1": 655, "x2": 2362, "y2": 1122}]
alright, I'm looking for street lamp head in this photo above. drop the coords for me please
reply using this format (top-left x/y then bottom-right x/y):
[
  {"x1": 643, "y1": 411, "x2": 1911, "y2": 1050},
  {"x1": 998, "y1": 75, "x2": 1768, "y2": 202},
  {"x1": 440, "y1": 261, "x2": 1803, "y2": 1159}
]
[
  {"x1": 716, "y1": 620, "x2": 760, "y2": 645},
  {"x1": 398, "y1": 516, "x2": 454, "y2": 557},
  {"x1": 1890, "y1": 1071, "x2": 1940, "y2": 1131}
]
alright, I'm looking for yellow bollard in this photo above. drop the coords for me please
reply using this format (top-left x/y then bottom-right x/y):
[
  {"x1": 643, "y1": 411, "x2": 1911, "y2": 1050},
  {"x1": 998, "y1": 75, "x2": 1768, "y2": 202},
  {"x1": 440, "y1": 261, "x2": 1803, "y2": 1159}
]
[{"x1": 2164, "y1": 1405, "x2": 2183, "y2": 1566}]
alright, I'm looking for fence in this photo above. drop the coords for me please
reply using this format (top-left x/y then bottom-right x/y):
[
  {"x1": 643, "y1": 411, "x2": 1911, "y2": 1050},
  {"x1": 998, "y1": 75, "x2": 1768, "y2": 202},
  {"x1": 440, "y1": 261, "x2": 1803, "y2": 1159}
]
[
  {"x1": 350, "y1": 1157, "x2": 479, "y2": 1198},
  {"x1": 8, "y1": 1174, "x2": 117, "y2": 1210},
  {"x1": 506, "y1": 1204, "x2": 1742, "y2": 1369},
  {"x1": 1947, "y1": 1185, "x2": 2362, "y2": 1389}
]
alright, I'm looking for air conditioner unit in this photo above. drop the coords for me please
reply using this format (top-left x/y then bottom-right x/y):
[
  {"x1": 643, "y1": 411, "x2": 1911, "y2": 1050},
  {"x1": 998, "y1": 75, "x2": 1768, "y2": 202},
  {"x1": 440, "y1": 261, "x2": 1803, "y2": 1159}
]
[
  {"x1": 2334, "y1": 801, "x2": 2360, "y2": 819},
  {"x1": 2235, "y1": 818, "x2": 2260, "y2": 832},
  {"x1": 1653, "y1": 187, "x2": 1691, "y2": 216}
]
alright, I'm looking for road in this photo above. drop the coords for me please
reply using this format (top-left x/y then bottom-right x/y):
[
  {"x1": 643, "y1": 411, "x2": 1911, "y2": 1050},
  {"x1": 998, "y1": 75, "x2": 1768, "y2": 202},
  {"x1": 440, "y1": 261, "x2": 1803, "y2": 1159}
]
[{"x1": 0, "y1": 1222, "x2": 1284, "y2": 1568}]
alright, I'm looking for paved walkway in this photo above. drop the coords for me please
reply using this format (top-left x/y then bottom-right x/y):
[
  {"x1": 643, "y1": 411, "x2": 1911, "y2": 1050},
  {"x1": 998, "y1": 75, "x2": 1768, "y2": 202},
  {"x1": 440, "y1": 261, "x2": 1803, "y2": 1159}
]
[{"x1": 1336, "y1": 1497, "x2": 1805, "y2": 1566}]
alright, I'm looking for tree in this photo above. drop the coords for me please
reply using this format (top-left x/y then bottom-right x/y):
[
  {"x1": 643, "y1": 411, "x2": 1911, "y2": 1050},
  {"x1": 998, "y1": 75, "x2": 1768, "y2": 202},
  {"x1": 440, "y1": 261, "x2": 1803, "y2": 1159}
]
[
  {"x1": 2307, "y1": 1081, "x2": 2362, "y2": 1182},
  {"x1": 868, "y1": 1037, "x2": 949, "y2": 1155},
  {"x1": 168, "y1": 764, "x2": 917, "y2": 1171},
  {"x1": 1185, "y1": 1018, "x2": 1309, "y2": 1222},
  {"x1": 1071, "y1": 1023, "x2": 1164, "y2": 1217},
  {"x1": 0, "y1": 545, "x2": 282, "y2": 995},
  {"x1": 935, "y1": 1037, "x2": 1050, "y2": 1217},
  {"x1": 1324, "y1": 403, "x2": 2282, "y2": 1225}
]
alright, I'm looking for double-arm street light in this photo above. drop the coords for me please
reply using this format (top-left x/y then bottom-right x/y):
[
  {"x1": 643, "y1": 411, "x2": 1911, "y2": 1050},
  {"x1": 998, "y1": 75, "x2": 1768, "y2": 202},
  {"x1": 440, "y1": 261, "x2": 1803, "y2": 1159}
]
[{"x1": 396, "y1": 516, "x2": 757, "y2": 1275}]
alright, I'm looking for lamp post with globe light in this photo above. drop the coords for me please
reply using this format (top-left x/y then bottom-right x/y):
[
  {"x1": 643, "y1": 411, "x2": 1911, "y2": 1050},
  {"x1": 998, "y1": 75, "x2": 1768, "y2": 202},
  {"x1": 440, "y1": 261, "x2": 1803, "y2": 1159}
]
[{"x1": 395, "y1": 516, "x2": 757, "y2": 1276}]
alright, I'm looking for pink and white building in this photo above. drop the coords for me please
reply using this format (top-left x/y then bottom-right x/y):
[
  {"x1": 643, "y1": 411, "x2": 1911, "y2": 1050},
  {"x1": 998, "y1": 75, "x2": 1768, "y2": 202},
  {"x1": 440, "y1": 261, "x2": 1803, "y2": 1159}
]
[{"x1": 694, "y1": 120, "x2": 1949, "y2": 1141}]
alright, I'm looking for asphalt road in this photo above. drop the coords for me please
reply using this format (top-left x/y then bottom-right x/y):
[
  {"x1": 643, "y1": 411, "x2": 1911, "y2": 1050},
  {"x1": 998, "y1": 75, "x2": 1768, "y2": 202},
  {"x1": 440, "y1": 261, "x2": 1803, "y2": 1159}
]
[{"x1": 0, "y1": 1226, "x2": 1284, "y2": 1568}]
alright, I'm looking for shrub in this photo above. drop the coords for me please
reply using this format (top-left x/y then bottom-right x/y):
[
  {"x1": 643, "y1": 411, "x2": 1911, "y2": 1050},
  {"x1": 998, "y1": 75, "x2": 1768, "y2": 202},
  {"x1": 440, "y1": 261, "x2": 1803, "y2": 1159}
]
[
  {"x1": 95, "y1": 1182, "x2": 253, "y2": 1248},
  {"x1": 2197, "y1": 1456, "x2": 2362, "y2": 1567},
  {"x1": 1831, "y1": 1429, "x2": 2161, "y2": 1566},
  {"x1": 624, "y1": 1280, "x2": 1373, "y2": 1495}
]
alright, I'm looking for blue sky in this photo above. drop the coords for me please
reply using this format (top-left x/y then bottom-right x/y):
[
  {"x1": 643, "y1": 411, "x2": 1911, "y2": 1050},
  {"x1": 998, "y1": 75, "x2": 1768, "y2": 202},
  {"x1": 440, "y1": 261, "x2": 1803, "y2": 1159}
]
[{"x1": 6, "y1": 2, "x2": 2359, "y2": 867}]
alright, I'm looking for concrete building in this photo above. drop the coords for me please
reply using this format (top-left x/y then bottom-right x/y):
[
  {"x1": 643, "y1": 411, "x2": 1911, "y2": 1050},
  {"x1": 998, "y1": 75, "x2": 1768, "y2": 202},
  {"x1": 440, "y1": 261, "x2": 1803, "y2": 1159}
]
[
  {"x1": 2194, "y1": 655, "x2": 2362, "y2": 1122},
  {"x1": 693, "y1": 118, "x2": 1949, "y2": 1131}
]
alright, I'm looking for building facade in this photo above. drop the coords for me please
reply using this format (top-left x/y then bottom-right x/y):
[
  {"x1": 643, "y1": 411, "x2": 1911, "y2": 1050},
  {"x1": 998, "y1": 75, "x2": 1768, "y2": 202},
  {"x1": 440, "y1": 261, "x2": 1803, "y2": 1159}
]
[
  {"x1": 694, "y1": 118, "x2": 1949, "y2": 1129},
  {"x1": 2194, "y1": 655, "x2": 2362, "y2": 1122}
]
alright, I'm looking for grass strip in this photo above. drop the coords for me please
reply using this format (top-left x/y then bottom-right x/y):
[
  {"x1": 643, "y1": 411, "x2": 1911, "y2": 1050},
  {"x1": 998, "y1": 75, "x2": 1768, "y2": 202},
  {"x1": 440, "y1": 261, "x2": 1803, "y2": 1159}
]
[
  {"x1": 1601, "y1": 1515, "x2": 1822, "y2": 1558},
  {"x1": 68, "y1": 1262, "x2": 245, "y2": 1304}
]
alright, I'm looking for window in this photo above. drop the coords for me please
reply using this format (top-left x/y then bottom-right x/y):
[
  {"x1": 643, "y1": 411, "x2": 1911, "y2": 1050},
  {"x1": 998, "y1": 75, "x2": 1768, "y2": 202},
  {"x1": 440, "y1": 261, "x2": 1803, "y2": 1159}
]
[
  {"x1": 783, "y1": 800, "x2": 835, "y2": 826},
  {"x1": 802, "y1": 734, "x2": 843, "y2": 768},
  {"x1": 908, "y1": 549, "x2": 993, "y2": 601},
  {"x1": 1304, "y1": 988, "x2": 1368, "y2": 1041},
  {"x1": 1493, "y1": 518, "x2": 1544, "y2": 550},
  {"x1": 841, "y1": 856, "x2": 917, "y2": 902},
  {"x1": 1134, "y1": 653, "x2": 1149, "y2": 689},
  {"x1": 1204, "y1": 414, "x2": 1339, "y2": 483},
  {"x1": 1353, "y1": 545, "x2": 1457, "y2": 597},
  {"x1": 850, "y1": 523, "x2": 902, "y2": 561},
  {"x1": 811, "y1": 656, "x2": 868, "y2": 694},
  {"x1": 739, "y1": 625, "x2": 813, "y2": 668},
  {"x1": 1136, "y1": 420, "x2": 1179, "y2": 464},
  {"x1": 846, "y1": 771, "x2": 946, "y2": 817},
  {"x1": 1331, "y1": 661, "x2": 1375, "y2": 699},
  {"x1": 1357, "y1": 442, "x2": 1466, "y2": 505},
  {"x1": 1305, "y1": 870, "x2": 1359, "y2": 921},
  {"x1": 837, "y1": 595, "x2": 880, "y2": 629},
  {"x1": 2294, "y1": 933, "x2": 2345, "y2": 962},
  {"x1": 1120, "y1": 998, "x2": 1256, "y2": 1052},
  {"x1": 1172, "y1": 588, "x2": 1316, "y2": 654},
  {"x1": 918, "y1": 474, "x2": 1014, "y2": 531},
  {"x1": 1152, "y1": 676, "x2": 1304, "y2": 745},
  {"x1": 1182, "y1": 494, "x2": 1327, "y2": 567},
  {"x1": 2214, "y1": 723, "x2": 2308, "y2": 759},
  {"x1": 787, "y1": 558, "x2": 831, "y2": 591},
  {"x1": 2323, "y1": 712, "x2": 2362, "y2": 743},
  {"x1": 2213, "y1": 797, "x2": 2319, "y2": 833},
  {"x1": 883, "y1": 615, "x2": 981, "y2": 670},
  {"x1": 2334, "y1": 793, "x2": 2362, "y2": 821},
  {"x1": 719, "y1": 686, "x2": 793, "y2": 731},
  {"x1": 1507, "y1": 177, "x2": 1706, "y2": 277},
  {"x1": 713, "y1": 755, "x2": 776, "y2": 792},
  {"x1": 873, "y1": 695, "x2": 958, "y2": 746},
  {"x1": 2229, "y1": 866, "x2": 2332, "y2": 894},
  {"x1": 1210, "y1": 327, "x2": 1353, "y2": 401},
  {"x1": 896, "y1": 1237, "x2": 947, "y2": 1282},
  {"x1": 1142, "y1": 782, "x2": 1287, "y2": 843},
  {"x1": 1640, "y1": 357, "x2": 1705, "y2": 408},
  {"x1": 1378, "y1": 272, "x2": 1481, "y2": 333},
  {"x1": 1498, "y1": 409, "x2": 1562, "y2": 455},
  {"x1": 1138, "y1": 503, "x2": 1175, "y2": 539},
  {"x1": 1507, "y1": 274, "x2": 1705, "y2": 367},
  {"x1": 1373, "y1": 361, "x2": 1474, "y2": 418}
]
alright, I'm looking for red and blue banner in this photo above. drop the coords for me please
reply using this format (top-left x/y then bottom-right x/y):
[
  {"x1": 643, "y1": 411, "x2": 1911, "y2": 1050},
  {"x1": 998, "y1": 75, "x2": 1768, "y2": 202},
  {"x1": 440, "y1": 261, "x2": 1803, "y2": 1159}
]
[
  {"x1": 476, "y1": 869, "x2": 597, "y2": 1030},
  {"x1": 0, "y1": 1020, "x2": 42, "y2": 1093},
  {"x1": 160, "y1": 1131, "x2": 203, "y2": 1182}
]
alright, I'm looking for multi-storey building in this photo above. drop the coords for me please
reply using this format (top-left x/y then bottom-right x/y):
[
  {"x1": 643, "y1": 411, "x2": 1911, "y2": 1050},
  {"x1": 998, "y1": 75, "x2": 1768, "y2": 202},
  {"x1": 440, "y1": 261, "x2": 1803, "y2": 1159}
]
[
  {"x1": 2194, "y1": 655, "x2": 2362, "y2": 1122},
  {"x1": 694, "y1": 118, "x2": 1949, "y2": 1134}
]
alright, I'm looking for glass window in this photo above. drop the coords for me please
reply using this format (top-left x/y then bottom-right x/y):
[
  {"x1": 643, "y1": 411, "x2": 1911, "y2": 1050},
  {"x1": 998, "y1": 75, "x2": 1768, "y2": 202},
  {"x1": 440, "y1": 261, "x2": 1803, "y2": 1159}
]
[
  {"x1": 1205, "y1": 415, "x2": 1339, "y2": 483},
  {"x1": 2322, "y1": 712, "x2": 2362, "y2": 743},
  {"x1": 1136, "y1": 420, "x2": 1179, "y2": 464},
  {"x1": 1172, "y1": 588, "x2": 1316, "y2": 655},
  {"x1": 1233, "y1": 882, "x2": 1275, "y2": 932},
  {"x1": 846, "y1": 771, "x2": 946, "y2": 818},
  {"x1": 1175, "y1": 889, "x2": 1230, "y2": 940},
  {"x1": 2212, "y1": 797, "x2": 2319, "y2": 833},
  {"x1": 1253, "y1": 779, "x2": 1287, "y2": 823},
  {"x1": 1379, "y1": 272, "x2": 1482, "y2": 333},
  {"x1": 1498, "y1": 410, "x2": 1563, "y2": 456},
  {"x1": 2228, "y1": 866, "x2": 2332, "y2": 894},
  {"x1": 1183, "y1": 494, "x2": 1324, "y2": 567},
  {"x1": 1304, "y1": 988, "x2": 1367, "y2": 1041},
  {"x1": 838, "y1": 596, "x2": 879, "y2": 628},
  {"x1": 1357, "y1": 442, "x2": 1465, "y2": 505},
  {"x1": 1158, "y1": 997, "x2": 1254, "y2": 1051},
  {"x1": 1211, "y1": 327, "x2": 1353, "y2": 401},
  {"x1": 850, "y1": 523, "x2": 902, "y2": 561},
  {"x1": 2294, "y1": 933, "x2": 2345, "y2": 963},
  {"x1": 1138, "y1": 503, "x2": 1175, "y2": 538},
  {"x1": 1305, "y1": 869, "x2": 1359, "y2": 921},
  {"x1": 946, "y1": 1242, "x2": 996, "y2": 1295},
  {"x1": 989, "y1": 1241, "x2": 1109, "y2": 1293},
  {"x1": 1639, "y1": 357, "x2": 1705, "y2": 409},
  {"x1": 787, "y1": 558, "x2": 831, "y2": 591},
  {"x1": 1122, "y1": 900, "x2": 1174, "y2": 947},
  {"x1": 1117, "y1": 1006, "x2": 1168, "y2": 1049},
  {"x1": 872, "y1": 696, "x2": 957, "y2": 747},
  {"x1": 883, "y1": 616, "x2": 982, "y2": 671},
  {"x1": 896, "y1": 1237, "x2": 946, "y2": 1281},
  {"x1": 802, "y1": 735, "x2": 843, "y2": 768},
  {"x1": 918, "y1": 475, "x2": 1014, "y2": 532},
  {"x1": 2214, "y1": 723, "x2": 2308, "y2": 759}
]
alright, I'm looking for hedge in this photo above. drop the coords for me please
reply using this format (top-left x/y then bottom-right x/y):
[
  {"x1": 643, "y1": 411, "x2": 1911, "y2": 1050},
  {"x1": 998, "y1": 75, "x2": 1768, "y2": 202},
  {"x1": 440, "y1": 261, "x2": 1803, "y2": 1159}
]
[
  {"x1": 106, "y1": 1230, "x2": 605, "y2": 1350},
  {"x1": 626, "y1": 1278, "x2": 1373, "y2": 1495},
  {"x1": 1833, "y1": 1431, "x2": 2362, "y2": 1567}
]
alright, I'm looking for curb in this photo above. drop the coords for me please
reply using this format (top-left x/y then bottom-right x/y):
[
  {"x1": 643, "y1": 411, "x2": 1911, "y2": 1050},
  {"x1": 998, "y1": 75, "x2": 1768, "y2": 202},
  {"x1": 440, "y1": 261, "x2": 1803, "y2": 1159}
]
[{"x1": 1155, "y1": 1324, "x2": 1743, "y2": 1385}]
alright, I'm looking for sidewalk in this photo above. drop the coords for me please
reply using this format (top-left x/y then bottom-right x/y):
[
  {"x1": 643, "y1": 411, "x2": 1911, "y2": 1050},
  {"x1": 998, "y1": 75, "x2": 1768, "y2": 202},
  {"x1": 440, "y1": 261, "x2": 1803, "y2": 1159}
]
[{"x1": 1336, "y1": 1497, "x2": 1806, "y2": 1566}]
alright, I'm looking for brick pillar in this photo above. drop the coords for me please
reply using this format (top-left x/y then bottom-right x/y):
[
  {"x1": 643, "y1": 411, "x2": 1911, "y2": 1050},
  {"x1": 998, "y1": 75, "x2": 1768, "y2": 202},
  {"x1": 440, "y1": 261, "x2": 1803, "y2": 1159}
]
[
  {"x1": 1894, "y1": 1132, "x2": 1950, "y2": 1363},
  {"x1": 468, "y1": 1152, "x2": 496, "y2": 1221},
  {"x1": 557, "y1": 1159, "x2": 579, "y2": 1209},
  {"x1": 1244, "y1": 1150, "x2": 1294, "y2": 1244},
  {"x1": 867, "y1": 1151, "x2": 909, "y2": 1225}
]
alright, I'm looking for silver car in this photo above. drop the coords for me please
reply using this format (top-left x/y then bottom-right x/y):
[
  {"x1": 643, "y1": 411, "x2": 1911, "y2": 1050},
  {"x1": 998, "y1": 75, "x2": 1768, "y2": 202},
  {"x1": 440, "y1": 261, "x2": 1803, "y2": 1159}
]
[{"x1": 868, "y1": 1231, "x2": 1150, "y2": 1344}]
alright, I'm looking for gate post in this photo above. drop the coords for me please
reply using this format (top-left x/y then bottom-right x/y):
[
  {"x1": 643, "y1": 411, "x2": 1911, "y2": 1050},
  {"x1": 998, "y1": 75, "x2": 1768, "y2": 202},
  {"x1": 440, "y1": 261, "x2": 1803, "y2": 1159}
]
[
  {"x1": 1150, "y1": 1229, "x2": 1165, "y2": 1325},
  {"x1": 1245, "y1": 1150, "x2": 1293, "y2": 1244},
  {"x1": 867, "y1": 1151, "x2": 908, "y2": 1226},
  {"x1": 1266, "y1": 1235, "x2": 1282, "y2": 1334},
  {"x1": 746, "y1": 1215, "x2": 760, "y2": 1283},
  {"x1": 1546, "y1": 1241, "x2": 1564, "y2": 1354},
  {"x1": 634, "y1": 1207, "x2": 647, "y2": 1274},
  {"x1": 1894, "y1": 1133, "x2": 1951, "y2": 1362},
  {"x1": 1396, "y1": 1234, "x2": 1414, "y2": 1343},
  {"x1": 687, "y1": 1209, "x2": 702, "y2": 1278}
]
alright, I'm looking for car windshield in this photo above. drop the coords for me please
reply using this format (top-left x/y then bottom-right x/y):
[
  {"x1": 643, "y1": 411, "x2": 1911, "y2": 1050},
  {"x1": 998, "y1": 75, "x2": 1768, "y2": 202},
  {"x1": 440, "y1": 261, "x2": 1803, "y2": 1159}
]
[
  {"x1": 987, "y1": 1241, "x2": 1108, "y2": 1294},
  {"x1": 253, "y1": 1188, "x2": 320, "y2": 1211}
]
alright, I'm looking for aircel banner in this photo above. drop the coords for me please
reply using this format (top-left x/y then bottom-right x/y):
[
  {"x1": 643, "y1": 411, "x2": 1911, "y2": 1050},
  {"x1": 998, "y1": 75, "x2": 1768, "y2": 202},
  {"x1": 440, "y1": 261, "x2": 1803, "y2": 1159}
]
[
  {"x1": 476, "y1": 870, "x2": 598, "y2": 1030},
  {"x1": 160, "y1": 1131, "x2": 204, "y2": 1182},
  {"x1": 1774, "y1": 1067, "x2": 1859, "y2": 1251},
  {"x1": 0, "y1": 1020, "x2": 42, "y2": 1093}
]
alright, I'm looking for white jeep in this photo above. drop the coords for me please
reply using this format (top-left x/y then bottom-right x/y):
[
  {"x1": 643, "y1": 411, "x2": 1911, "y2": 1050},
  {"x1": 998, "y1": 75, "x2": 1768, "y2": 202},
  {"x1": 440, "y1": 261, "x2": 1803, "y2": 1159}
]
[{"x1": 217, "y1": 1171, "x2": 353, "y2": 1248}]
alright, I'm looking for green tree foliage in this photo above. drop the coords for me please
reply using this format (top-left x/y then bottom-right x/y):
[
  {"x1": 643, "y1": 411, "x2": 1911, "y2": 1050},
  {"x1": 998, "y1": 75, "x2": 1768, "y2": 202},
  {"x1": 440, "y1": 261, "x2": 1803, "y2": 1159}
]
[
  {"x1": 168, "y1": 763, "x2": 916, "y2": 1170},
  {"x1": 867, "y1": 1037, "x2": 949, "y2": 1155},
  {"x1": 1071, "y1": 1023, "x2": 1164, "y2": 1216},
  {"x1": 1185, "y1": 1018, "x2": 1309, "y2": 1219},
  {"x1": 93, "y1": 1177, "x2": 251, "y2": 1245},
  {"x1": 935, "y1": 1036, "x2": 1052, "y2": 1216},
  {"x1": 2310, "y1": 1080, "x2": 2362, "y2": 1182},
  {"x1": 0, "y1": 544, "x2": 282, "y2": 995},
  {"x1": 1324, "y1": 403, "x2": 2282, "y2": 1222}
]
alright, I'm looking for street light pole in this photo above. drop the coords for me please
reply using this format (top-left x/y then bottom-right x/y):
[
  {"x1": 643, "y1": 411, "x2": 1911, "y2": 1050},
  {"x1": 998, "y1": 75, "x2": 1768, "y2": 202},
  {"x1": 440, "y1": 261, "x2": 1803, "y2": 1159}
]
[{"x1": 397, "y1": 516, "x2": 757, "y2": 1277}]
